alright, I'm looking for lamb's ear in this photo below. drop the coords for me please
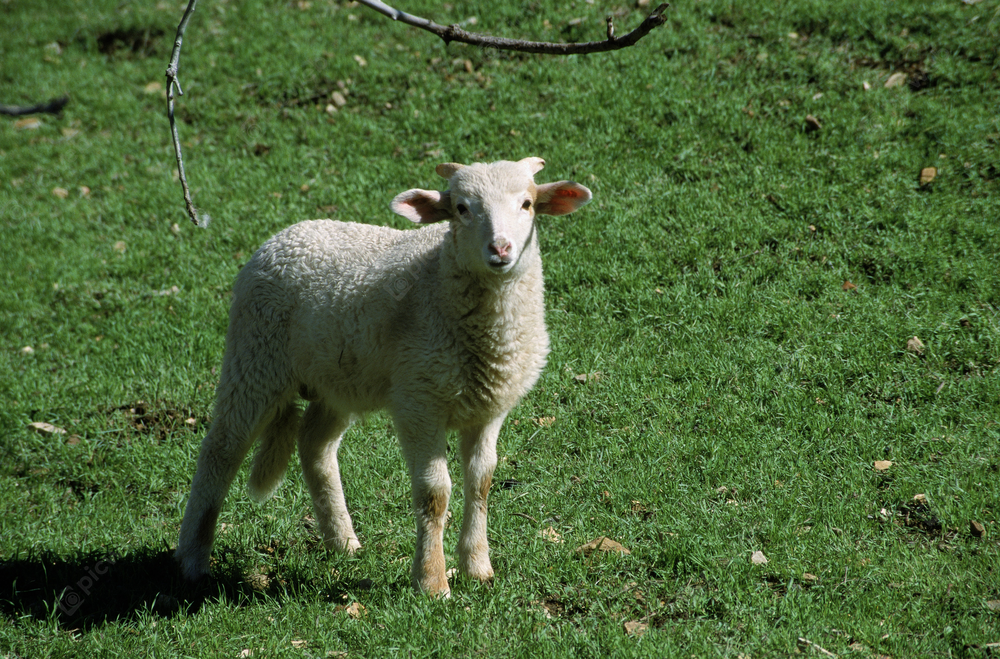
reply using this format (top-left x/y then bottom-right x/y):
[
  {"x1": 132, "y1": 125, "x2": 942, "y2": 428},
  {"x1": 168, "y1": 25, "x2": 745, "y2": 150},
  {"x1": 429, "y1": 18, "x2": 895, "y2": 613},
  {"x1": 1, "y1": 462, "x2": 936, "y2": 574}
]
[
  {"x1": 534, "y1": 181, "x2": 593, "y2": 216},
  {"x1": 518, "y1": 157, "x2": 545, "y2": 175},
  {"x1": 391, "y1": 189, "x2": 452, "y2": 224},
  {"x1": 435, "y1": 163, "x2": 464, "y2": 179}
]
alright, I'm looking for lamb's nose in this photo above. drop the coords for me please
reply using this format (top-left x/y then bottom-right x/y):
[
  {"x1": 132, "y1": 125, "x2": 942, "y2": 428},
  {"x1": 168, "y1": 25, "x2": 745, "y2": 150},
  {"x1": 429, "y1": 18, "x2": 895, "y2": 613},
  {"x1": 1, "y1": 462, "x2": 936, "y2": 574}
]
[{"x1": 488, "y1": 240, "x2": 511, "y2": 258}]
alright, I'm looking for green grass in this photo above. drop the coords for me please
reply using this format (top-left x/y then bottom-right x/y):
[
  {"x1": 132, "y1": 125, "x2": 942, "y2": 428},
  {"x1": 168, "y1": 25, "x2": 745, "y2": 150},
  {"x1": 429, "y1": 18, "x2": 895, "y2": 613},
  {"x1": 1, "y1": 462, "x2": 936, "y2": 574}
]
[{"x1": 2, "y1": 0, "x2": 999, "y2": 655}]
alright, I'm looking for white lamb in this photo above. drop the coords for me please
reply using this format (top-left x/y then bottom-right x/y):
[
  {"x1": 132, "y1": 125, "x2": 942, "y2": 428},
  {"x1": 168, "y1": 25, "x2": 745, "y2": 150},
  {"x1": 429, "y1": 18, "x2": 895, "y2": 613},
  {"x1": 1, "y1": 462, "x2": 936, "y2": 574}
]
[{"x1": 174, "y1": 157, "x2": 592, "y2": 596}]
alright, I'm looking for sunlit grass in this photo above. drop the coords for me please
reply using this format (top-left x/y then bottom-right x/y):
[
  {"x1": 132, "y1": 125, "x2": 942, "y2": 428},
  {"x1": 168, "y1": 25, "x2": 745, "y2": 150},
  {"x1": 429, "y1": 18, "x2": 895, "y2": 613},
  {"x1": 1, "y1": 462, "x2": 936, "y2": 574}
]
[{"x1": 1, "y1": 0, "x2": 998, "y2": 656}]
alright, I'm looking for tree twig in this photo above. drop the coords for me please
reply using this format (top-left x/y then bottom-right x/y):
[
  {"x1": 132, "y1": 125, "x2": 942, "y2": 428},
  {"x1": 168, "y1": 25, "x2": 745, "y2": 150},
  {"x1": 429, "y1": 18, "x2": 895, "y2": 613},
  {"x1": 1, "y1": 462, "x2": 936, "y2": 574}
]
[
  {"x1": 356, "y1": 0, "x2": 670, "y2": 55},
  {"x1": 165, "y1": 0, "x2": 208, "y2": 227},
  {"x1": 797, "y1": 637, "x2": 838, "y2": 658},
  {"x1": 0, "y1": 96, "x2": 69, "y2": 117}
]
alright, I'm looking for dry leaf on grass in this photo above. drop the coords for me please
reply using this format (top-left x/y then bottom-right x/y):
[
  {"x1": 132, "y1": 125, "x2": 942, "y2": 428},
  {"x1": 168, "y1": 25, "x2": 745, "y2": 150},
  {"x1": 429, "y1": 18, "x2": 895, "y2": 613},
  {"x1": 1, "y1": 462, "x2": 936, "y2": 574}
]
[
  {"x1": 28, "y1": 421, "x2": 67, "y2": 436},
  {"x1": 52, "y1": 187, "x2": 69, "y2": 199},
  {"x1": 623, "y1": 620, "x2": 648, "y2": 636},
  {"x1": 751, "y1": 550, "x2": 768, "y2": 565},
  {"x1": 575, "y1": 537, "x2": 630, "y2": 556},
  {"x1": 14, "y1": 117, "x2": 41, "y2": 130},
  {"x1": 802, "y1": 572, "x2": 819, "y2": 583},
  {"x1": 885, "y1": 72, "x2": 907, "y2": 88},
  {"x1": 906, "y1": 336, "x2": 924, "y2": 354},
  {"x1": 919, "y1": 166, "x2": 937, "y2": 185},
  {"x1": 986, "y1": 600, "x2": 1000, "y2": 612},
  {"x1": 874, "y1": 460, "x2": 893, "y2": 471},
  {"x1": 538, "y1": 527, "x2": 563, "y2": 543},
  {"x1": 334, "y1": 602, "x2": 366, "y2": 619},
  {"x1": 291, "y1": 639, "x2": 308, "y2": 649},
  {"x1": 970, "y1": 520, "x2": 985, "y2": 538},
  {"x1": 573, "y1": 371, "x2": 603, "y2": 383},
  {"x1": 245, "y1": 571, "x2": 270, "y2": 591},
  {"x1": 535, "y1": 416, "x2": 556, "y2": 427},
  {"x1": 842, "y1": 280, "x2": 857, "y2": 291}
]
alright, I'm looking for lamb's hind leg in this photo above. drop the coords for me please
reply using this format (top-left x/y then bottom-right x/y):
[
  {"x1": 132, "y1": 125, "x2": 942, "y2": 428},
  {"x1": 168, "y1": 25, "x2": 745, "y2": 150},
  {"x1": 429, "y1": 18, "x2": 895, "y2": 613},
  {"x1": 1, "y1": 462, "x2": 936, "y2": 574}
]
[
  {"x1": 175, "y1": 398, "x2": 292, "y2": 581},
  {"x1": 298, "y1": 403, "x2": 361, "y2": 553},
  {"x1": 457, "y1": 415, "x2": 503, "y2": 582}
]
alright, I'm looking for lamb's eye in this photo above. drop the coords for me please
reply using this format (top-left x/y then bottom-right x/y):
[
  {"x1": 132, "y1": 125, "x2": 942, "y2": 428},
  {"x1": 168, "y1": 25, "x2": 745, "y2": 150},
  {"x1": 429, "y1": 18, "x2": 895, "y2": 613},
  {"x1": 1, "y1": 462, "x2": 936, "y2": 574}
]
[
  {"x1": 456, "y1": 203, "x2": 468, "y2": 214},
  {"x1": 522, "y1": 200, "x2": 532, "y2": 210}
]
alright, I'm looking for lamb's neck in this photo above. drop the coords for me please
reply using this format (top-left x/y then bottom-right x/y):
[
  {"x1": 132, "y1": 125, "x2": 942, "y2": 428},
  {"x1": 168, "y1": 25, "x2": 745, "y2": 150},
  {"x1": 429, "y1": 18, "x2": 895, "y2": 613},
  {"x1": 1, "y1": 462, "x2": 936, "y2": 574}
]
[{"x1": 438, "y1": 252, "x2": 545, "y2": 350}]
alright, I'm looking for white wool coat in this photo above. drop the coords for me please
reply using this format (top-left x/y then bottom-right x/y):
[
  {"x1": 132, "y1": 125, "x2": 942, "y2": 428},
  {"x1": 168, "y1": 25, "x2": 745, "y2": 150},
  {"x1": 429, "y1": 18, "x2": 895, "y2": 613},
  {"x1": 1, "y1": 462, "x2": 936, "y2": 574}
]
[{"x1": 218, "y1": 219, "x2": 549, "y2": 433}]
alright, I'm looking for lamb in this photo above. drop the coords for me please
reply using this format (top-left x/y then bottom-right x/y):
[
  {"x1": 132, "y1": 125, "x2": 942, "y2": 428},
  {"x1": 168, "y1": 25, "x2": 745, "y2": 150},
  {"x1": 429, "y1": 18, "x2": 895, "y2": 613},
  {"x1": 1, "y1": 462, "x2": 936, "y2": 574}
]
[{"x1": 174, "y1": 157, "x2": 592, "y2": 596}]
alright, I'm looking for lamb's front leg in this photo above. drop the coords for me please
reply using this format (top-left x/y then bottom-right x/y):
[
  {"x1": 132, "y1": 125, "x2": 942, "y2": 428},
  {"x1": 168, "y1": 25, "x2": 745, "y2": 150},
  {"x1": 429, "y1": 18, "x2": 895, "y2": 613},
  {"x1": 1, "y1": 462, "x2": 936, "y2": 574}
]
[
  {"x1": 457, "y1": 415, "x2": 503, "y2": 582},
  {"x1": 395, "y1": 415, "x2": 452, "y2": 596}
]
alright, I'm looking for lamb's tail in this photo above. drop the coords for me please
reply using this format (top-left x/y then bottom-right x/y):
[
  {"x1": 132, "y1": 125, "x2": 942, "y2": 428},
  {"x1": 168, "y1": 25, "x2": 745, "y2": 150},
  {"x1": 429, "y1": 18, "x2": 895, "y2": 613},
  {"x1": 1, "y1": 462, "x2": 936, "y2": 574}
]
[{"x1": 247, "y1": 403, "x2": 300, "y2": 502}]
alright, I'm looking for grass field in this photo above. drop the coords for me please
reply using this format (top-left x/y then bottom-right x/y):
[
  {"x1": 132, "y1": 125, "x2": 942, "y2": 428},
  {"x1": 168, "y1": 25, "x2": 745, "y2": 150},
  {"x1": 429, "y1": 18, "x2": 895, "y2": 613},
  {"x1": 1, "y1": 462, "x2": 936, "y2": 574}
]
[{"x1": 2, "y1": 0, "x2": 999, "y2": 656}]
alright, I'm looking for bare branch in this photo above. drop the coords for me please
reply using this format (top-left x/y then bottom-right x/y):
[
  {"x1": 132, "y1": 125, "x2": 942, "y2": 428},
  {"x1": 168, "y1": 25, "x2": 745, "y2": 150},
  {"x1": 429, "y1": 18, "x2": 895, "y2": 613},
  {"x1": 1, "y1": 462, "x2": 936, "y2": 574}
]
[
  {"x1": 0, "y1": 96, "x2": 69, "y2": 117},
  {"x1": 356, "y1": 0, "x2": 670, "y2": 55},
  {"x1": 165, "y1": 0, "x2": 208, "y2": 227}
]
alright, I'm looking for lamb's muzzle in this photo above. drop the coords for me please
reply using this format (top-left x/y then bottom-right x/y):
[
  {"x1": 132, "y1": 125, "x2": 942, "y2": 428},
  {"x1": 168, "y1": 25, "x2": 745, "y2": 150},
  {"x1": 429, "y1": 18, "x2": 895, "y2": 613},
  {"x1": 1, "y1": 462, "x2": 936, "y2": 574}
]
[{"x1": 174, "y1": 157, "x2": 592, "y2": 597}]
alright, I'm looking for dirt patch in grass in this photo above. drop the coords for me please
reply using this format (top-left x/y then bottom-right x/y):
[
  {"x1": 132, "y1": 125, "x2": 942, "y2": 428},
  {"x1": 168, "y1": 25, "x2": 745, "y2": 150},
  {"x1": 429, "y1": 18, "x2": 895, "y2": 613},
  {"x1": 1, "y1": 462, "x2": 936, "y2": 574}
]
[{"x1": 95, "y1": 26, "x2": 165, "y2": 57}]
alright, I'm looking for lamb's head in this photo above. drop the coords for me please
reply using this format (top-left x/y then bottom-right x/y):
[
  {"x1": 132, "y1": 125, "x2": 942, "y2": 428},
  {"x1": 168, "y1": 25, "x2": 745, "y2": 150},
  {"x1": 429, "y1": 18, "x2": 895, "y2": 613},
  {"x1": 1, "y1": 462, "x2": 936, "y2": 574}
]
[{"x1": 390, "y1": 157, "x2": 592, "y2": 277}]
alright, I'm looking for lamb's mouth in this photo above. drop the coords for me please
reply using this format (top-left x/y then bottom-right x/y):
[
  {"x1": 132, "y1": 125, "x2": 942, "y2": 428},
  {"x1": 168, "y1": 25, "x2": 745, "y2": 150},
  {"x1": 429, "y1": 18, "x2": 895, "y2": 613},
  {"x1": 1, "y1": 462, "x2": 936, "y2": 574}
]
[{"x1": 487, "y1": 257, "x2": 512, "y2": 269}]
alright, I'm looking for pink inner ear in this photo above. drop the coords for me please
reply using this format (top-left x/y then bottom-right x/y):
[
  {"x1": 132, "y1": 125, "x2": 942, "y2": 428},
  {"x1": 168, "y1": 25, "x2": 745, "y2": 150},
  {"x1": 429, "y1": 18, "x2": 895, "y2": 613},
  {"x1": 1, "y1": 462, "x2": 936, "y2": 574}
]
[
  {"x1": 536, "y1": 182, "x2": 592, "y2": 216},
  {"x1": 545, "y1": 188, "x2": 586, "y2": 215},
  {"x1": 403, "y1": 196, "x2": 438, "y2": 221},
  {"x1": 391, "y1": 189, "x2": 450, "y2": 223}
]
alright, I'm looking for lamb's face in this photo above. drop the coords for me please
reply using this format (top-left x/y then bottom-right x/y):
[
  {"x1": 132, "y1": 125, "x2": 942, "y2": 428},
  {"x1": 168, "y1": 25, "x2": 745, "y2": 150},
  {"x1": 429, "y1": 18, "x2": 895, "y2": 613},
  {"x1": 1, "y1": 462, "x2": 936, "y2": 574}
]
[
  {"x1": 390, "y1": 157, "x2": 592, "y2": 278},
  {"x1": 447, "y1": 160, "x2": 542, "y2": 276}
]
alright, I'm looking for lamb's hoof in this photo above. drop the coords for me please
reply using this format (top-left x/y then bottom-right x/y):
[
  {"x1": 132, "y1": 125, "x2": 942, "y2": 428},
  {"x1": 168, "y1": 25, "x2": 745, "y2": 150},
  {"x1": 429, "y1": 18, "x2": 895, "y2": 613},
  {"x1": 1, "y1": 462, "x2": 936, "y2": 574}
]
[
  {"x1": 458, "y1": 559, "x2": 494, "y2": 583},
  {"x1": 415, "y1": 573, "x2": 451, "y2": 598},
  {"x1": 174, "y1": 550, "x2": 211, "y2": 584},
  {"x1": 471, "y1": 571, "x2": 494, "y2": 585},
  {"x1": 326, "y1": 536, "x2": 362, "y2": 554}
]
